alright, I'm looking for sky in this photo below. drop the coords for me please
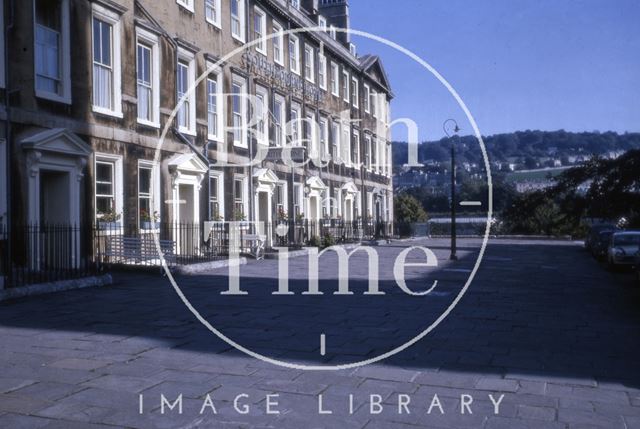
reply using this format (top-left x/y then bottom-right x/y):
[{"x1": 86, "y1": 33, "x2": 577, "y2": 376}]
[{"x1": 348, "y1": 0, "x2": 640, "y2": 141}]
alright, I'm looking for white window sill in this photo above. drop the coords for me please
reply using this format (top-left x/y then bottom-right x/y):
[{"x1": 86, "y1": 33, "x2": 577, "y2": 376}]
[
  {"x1": 93, "y1": 106, "x2": 124, "y2": 119},
  {"x1": 177, "y1": 2, "x2": 195, "y2": 13},
  {"x1": 36, "y1": 90, "x2": 72, "y2": 105},
  {"x1": 208, "y1": 134, "x2": 224, "y2": 143},
  {"x1": 354, "y1": 105, "x2": 359, "y2": 110},
  {"x1": 319, "y1": 85, "x2": 327, "y2": 91},
  {"x1": 305, "y1": 77, "x2": 315, "y2": 84},
  {"x1": 291, "y1": 68, "x2": 301, "y2": 76},
  {"x1": 233, "y1": 142, "x2": 248, "y2": 148},
  {"x1": 274, "y1": 59, "x2": 284, "y2": 67},
  {"x1": 178, "y1": 126, "x2": 196, "y2": 137},
  {"x1": 137, "y1": 118, "x2": 161, "y2": 129},
  {"x1": 332, "y1": 92, "x2": 339, "y2": 98},
  {"x1": 206, "y1": 19, "x2": 221, "y2": 29},
  {"x1": 232, "y1": 34, "x2": 246, "y2": 44},
  {"x1": 256, "y1": 48, "x2": 267, "y2": 56}
]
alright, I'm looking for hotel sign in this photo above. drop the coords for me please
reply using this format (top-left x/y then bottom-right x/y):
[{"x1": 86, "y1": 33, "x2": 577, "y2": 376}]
[{"x1": 241, "y1": 52, "x2": 325, "y2": 104}]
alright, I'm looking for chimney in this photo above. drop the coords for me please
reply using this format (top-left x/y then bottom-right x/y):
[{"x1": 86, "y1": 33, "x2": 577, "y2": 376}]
[
  {"x1": 301, "y1": 0, "x2": 319, "y2": 14},
  {"x1": 318, "y1": 0, "x2": 350, "y2": 47}
]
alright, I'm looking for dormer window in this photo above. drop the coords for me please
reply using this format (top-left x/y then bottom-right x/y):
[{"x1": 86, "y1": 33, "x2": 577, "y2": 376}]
[
  {"x1": 318, "y1": 16, "x2": 327, "y2": 31},
  {"x1": 290, "y1": 0, "x2": 300, "y2": 10}
]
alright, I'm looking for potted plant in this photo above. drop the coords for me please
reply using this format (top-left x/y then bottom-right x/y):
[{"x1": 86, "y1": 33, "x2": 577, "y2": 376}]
[
  {"x1": 98, "y1": 209, "x2": 122, "y2": 230},
  {"x1": 141, "y1": 210, "x2": 160, "y2": 230},
  {"x1": 277, "y1": 207, "x2": 289, "y2": 222}
]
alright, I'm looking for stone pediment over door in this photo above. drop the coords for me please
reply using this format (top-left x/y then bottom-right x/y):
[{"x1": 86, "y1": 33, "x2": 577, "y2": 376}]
[
  {"x1": 253, "y1": 168, "x2": 279, "y2": 194},
  {"x1": 21, "y1": 128, "x2": 93, "y2": 158},
  {"x1": 341, "y1": 181, "x2": 359, "y2": 195},
  {"x1": 168, "y1": 153, "x2": 208, "y2": 187}
]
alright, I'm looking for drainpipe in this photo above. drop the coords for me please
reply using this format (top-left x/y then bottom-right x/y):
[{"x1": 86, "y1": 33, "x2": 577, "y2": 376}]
[{"x1": 4, "y1": 0, "x2": 14, "y2": 287}]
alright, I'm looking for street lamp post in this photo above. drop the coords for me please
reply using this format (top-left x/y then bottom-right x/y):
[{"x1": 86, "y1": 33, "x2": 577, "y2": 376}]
[{"x1": 443, "y1": 119, "x2": 460, "y2": 261}]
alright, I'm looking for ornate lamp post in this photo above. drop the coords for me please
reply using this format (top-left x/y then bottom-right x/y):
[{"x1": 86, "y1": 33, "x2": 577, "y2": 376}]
[{"x1": 443, "y1": 119, "x2": 460, "y2": 261}]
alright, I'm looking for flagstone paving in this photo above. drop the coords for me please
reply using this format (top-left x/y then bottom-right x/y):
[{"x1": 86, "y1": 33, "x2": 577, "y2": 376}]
[{"x1": 0, "y1": 238, "x2": 639, "y2": 428}]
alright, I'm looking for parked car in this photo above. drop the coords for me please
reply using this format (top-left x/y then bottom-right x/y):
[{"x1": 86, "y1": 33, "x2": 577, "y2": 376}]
[
  {"x1": 607, "y1": 231, "x2": 640, "y2": 269},
  {"x1": 585, "y1": 223, "x2": 617, "y2": 252},
  {"x1": 592, "y1": 230, "x2": 616, "y2": 260}
]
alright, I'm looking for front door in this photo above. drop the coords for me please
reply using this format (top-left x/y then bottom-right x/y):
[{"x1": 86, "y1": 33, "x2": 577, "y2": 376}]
[
  {"x1": 39, "y1": 170, "x2": 73, "y2": 270},
  {"x1": 176, "y1": 183, "x2": 199, "y2": 255}
]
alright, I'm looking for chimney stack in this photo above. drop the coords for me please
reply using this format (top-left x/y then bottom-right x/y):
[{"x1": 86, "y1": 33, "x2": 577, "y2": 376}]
[{"x1": 318, "y1": 0, "x2": 350, "y2": 47}]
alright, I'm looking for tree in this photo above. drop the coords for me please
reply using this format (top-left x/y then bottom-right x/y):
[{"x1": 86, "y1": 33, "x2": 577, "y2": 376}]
[{"x1": 394, "y1": 194, "x2": 428, "y2": 223}]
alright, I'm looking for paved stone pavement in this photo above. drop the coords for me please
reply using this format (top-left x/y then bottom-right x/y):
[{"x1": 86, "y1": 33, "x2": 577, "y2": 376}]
[{"x1": 0, "y1": 238, "x2": 639, "y2": 428}]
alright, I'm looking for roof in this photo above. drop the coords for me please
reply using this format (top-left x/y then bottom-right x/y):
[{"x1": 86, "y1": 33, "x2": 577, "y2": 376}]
[{"x1": 359, "y1": 54, "x2": 393, "y2": 97}]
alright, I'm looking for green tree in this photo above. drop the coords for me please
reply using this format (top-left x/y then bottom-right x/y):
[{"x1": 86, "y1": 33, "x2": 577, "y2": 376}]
[{"x1": 394, "y1": 194, "x2": 428, "y2": 223}]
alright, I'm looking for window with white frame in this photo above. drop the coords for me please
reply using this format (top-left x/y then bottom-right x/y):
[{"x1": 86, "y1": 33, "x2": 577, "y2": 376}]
[
  {"x1": 272, "y1": 21, "x2": 284, "y2": 65},
  {"x1": 304, "y1": 112, "x2": 315, "y2": 153},
  {"x1": 329, "y1": 25, "x2": 336, "y2": 40},
  {"x1": 138, "y1": 161, "x2": 160, "y2": 229},
  {"x1": 206, "y1": 68, "x2": 223, "y2": 141},
  {"x1": 92, "y1": 4, "x2": 122, "y2": 117},
  {"x1": 363, "y1": 84, "x2": 371, "y2": 113},
  {"x1": 352, "y1": 129, "x2": 360, "y2": 165},
  {"x1": 330, "y1": 62, "x2": 339, "y2": 96},
  {"x1": 318, "y1": 16, "x2": 327, "y2": 31},
  {"x1": 253, "y1": 7, "x2": 266, "y2": 55},
  {"x1": 34, "y1": 0, "x2": 71, "y2": 103},
  {"x1": 342, "y1": 70, "x2": 349, "y2": 102},
  {"x1": 136, "y1": 28, "x2": 160, "y2": 127},
  {"x1": 304, "y1": 44, "x2": 314, "y2": 83},
  {"x1": 371, "y1": 89, "x2": 377, "y2": 118},
  {"x1": 351, "y1": 76, "x2": 359, "y2": 108},
  {"x1": 342, "y1": 123, "x2": 351, "y2": 165},
  {"x1": 290, "y1": 0, "x2": 299, "y2": 9},
  {"x1": 177, "y1": 0, "x2": 194, "y2": 12},
  {"x1": 289, "y1": 103, "x2": 301, "y2": 146},
  {"x1": 331, "y1": 120, "x2": 340, "y2": 160},
  {"x1": 364, "y1": 134, "x2": 372, "y2": 169},
  {"x1": 275, "y1": 182, "x2": 287, "y2": 218},
  {"x1": 289, "y1": 34, "x2": 300, "y2": 75},
  {"x1": 371, "y1": 137, "x2": 378, "y2": 172},
  {"x1": 318, "y1": 53, "x2": 327, "y2": 90},
  {"x1": 209, "y1": 171, "x2": 224, "y2": 220},
  {"x1": 255, "y1": 85, "x2": 269, "y2": 145},
  {"x1": 273, "y1": 93, "x2": 286, "y2": 147},
  {"x1": 231, "y1": 0, "x2": 245, "y2": 42},
  {"x1": 95, "y1": 154, "x2": 123, "y2": 222},
  {"x1": 333, "y1": 188, "x2": 341, "y2": 217},
  {"x1": 177, "y1": 49, "x2": 196, "y2": 135},
  {"x1": 233, "y1": 176, "x2": 247, "y2": 219},
  {"x1": 319, "y1": 117, "x2": 329, "y2": 156},
  {"x1": 293, "y1": 184, "x2": 303, "y2": 217},
  {"x1": 205, "y1": 0, "x2": 221, "y2": 27},
  {"x1": 231, "y1": 74, "x2": 247, "y2": 147}
]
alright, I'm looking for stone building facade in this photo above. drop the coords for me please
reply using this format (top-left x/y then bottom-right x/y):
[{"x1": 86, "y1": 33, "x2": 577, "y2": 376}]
[{"x1": 0, "y1": 0, "x2": 393, "y2": 253}]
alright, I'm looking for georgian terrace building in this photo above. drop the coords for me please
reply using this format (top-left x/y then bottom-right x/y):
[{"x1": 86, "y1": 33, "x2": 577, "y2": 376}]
[{"x1": 0, "y1": 0, "x2": 393, "y2": 265}]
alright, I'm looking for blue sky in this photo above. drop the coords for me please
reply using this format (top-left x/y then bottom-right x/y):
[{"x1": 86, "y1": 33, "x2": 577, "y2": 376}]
[{"x1": 349, "y1": 0, "x2": 640, "y2": 141}]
